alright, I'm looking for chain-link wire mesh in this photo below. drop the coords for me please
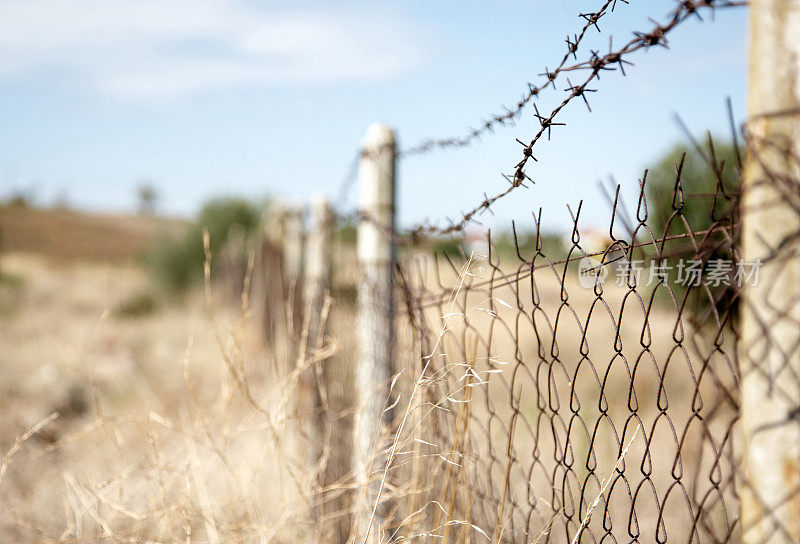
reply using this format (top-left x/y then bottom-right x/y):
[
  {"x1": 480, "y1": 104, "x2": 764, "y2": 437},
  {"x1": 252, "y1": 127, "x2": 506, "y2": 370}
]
[
  {"x1": 207, "y1": 2, "x2": 800, "y2": 542},
  {"x1": 346, "y1": 130, "x2": 796, "y2": 544},
  {"x1": 393, "y1": 204, "x2": 735, "y2": 541}
]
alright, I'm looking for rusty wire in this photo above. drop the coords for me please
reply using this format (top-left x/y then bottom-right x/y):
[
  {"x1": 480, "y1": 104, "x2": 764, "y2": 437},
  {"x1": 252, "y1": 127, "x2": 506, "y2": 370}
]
[
  {"x1": 405, "y1": 0, "x2": 749, "y2": 237},
  {"x1": 335, "y1": 0, "x2": 630, "y2": 214},
  {"x1": 335, "y1": 0, "x2": 749, "y2": 238},
  {"x1": 387, "y1": 138, "x2": 742, "y2": 543},
  {"x1": 250, "y1": 2, "x2": 800, "y2": 542},
  {"x1": 332, "y1": 0, "x2": 749, "y2": 240},
  {"x1": 399, "y1": 0, "x2": 628, "y2": 158}
]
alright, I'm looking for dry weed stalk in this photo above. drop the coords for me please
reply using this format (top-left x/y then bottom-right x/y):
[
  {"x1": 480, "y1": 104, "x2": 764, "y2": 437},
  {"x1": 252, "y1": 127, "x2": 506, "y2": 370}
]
[
  {"x1": 0, "y1": 231, "x2": 343, "y2": 544},
  {"x1": 358, "y1": 254, "x2": 497, "y2": 544},
  {"x1": 0, "y1": 412, "x2": 59, "y2": 487}
]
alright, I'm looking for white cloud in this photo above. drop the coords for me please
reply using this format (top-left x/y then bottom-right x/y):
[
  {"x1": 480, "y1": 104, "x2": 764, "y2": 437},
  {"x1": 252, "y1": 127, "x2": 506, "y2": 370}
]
[{"x1": 0, "y1": 0, "x2": 427, "y2": 99}]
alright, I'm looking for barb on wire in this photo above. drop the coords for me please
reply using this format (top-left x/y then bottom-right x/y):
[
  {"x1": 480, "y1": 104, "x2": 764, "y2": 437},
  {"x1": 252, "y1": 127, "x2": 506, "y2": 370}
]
[
  {"x1": 333, "y1": 0, "x2": 630, "y2": 211},
  {"x1": 405, "y1": 0, "x2": 748, "y2": 238},
  {"x1": 400, "y1": 0, "x2": 628, "y2": 158}
]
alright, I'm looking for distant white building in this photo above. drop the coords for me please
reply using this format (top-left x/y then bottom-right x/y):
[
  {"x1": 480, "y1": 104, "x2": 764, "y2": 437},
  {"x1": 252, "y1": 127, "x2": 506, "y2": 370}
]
[
  {"x1": 463, "y1": 227, "x2": 490, "y2": 259},
  {"x1": 562, "y1": 226, "x2": 612, "y2": 256}
]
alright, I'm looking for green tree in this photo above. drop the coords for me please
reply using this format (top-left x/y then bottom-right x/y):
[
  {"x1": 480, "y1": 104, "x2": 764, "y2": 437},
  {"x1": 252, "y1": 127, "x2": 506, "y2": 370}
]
[
  {"x1": 645, "y1": 140, "x2": 742, "y2": 322},
  {"x1": 646, "y1": 140, "x2": 740, "y2": 238},
  {"x1": 145, "y1": 197, "x2": 262, "y2": 293},
  {"x1": 137, "y1": 183, "x2": 158, "y2": 215}
]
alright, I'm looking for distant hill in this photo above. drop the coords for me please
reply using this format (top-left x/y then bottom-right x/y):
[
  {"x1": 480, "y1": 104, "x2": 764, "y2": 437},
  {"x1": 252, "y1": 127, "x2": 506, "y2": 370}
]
[{"x1": 0, "y1": 204, "x2": 187, "y2": 262}]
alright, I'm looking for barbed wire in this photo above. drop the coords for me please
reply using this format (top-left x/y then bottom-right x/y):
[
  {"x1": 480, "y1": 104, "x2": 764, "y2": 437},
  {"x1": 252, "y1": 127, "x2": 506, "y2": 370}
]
[
  {"x1": 334, "y1": 1, "x2": 748, "y2": 239},
  {"x1": 334, "y1": 0, "x2": 630, "y2": 213},
  {"x1": 334, "y1": 150, "x2": 362, "y2": 212},
  {"x1": 405, "y1": 0, "x2": 748, "y2": 238},
  {"x1": 399, "y1": 0, "x2": 629, "y2": 157}
]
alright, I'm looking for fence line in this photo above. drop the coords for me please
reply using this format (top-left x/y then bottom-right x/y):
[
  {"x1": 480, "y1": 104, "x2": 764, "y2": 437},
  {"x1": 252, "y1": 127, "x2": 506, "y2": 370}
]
[
  {"x1": 300, "y1": 195, "x2": 334, "y2": 504},
  {"x1": 212, "y1": 1, "x2": 800, "y2": 542},
  {"x1": 248, "y1": 135, "x2": 788, "y2": 543}
]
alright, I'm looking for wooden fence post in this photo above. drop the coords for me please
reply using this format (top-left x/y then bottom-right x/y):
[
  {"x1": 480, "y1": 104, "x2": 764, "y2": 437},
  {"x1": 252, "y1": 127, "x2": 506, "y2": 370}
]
[
  {"x1": 740, "y1": 2, "x2": 800, "y2": 542},
  {"x1": 299, "y1": 195, "x2": 332, "y2": 496},
  {"x1": 353, "y1": 124, "x2": 396, "y2": 542}
]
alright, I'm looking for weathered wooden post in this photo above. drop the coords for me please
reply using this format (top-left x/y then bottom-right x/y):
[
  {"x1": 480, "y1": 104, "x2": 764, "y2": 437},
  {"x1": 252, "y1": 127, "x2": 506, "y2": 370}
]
[
  {"x1": 739, "y1": 2, "x2": 800, "y2": 542},
  {"x1": 299, "y1": 195, "x2": 332, "y2": 489},
  {"x1": 353, "y1": 124, "x2": 396, "y2": 542}
]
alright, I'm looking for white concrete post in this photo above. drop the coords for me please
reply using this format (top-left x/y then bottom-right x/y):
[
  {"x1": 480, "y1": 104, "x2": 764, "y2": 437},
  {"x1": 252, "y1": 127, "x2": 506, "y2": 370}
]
[
  {"x1": 282, "y1": 204, "x2": 305, "y2": 346},
  {"x1": 299, "y1": 195, "x2": 332, "y2": 479},
  {"x1": 282, "y1": 204, "x2": 304, "y2": 293},
  {"x1": 353, "y1": 124, "x2": 396, "y2": 542},
  {"x1": 740, "y1": 2, "x2": 800, "y2": 542},
  {"x1": 264, "y1": 201, "x2": 286, "y2": 254},
  {"x1": 259, "y1": 203, "x2": 288, "y2": 353},
  {"x1": 220, "y1": 224, "x2": 246, "y2": 301},
  {"x1": 305, "y1": 195, "x2": 333, "y2": 348}
]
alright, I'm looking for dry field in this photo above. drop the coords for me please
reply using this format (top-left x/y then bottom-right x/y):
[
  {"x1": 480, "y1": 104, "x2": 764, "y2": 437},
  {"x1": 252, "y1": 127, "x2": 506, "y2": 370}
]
[
  {"x1": 0, "y1": 205, "x2": 186, "y2": 263},
  {"x1": 0, "y1": 211, "x2": 738, "y2": 543},
  {"x1": 0, "y1": 250, "x2": 312, "y2": 542}
]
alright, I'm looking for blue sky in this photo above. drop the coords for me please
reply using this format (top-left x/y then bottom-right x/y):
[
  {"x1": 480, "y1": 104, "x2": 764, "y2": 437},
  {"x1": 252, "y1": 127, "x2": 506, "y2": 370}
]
[{"x1": 0, "y1": 0, "x2": 748, "y2": 232}]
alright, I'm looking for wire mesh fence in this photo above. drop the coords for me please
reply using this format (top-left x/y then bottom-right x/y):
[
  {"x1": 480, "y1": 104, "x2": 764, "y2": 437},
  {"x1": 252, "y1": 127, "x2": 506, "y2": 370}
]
[
  {"x1": 230, "y1": 118, "x2": 799, "y2": 544},
  {"x1": 4, "y1": 1, "x2": 800, "y2": 543},
  {"x1": 389, "y1": 157, "x2": 743, "y2": 544},
  {"x1": 230, "y1": 1, "x2": 799, "y2": 541}
]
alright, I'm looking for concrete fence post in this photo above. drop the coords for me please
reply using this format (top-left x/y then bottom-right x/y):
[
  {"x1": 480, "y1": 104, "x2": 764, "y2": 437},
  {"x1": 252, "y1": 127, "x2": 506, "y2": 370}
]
[
  {"x1": 305, "y1": 195, "x2": 333, "y2": 352},
  {"x1": 282, "y1": 204, "x2": 305, "y2": 349},
  {"x1": 258, "y1": 204, "x2": 287, "y2": 356},
  {"x1": 299, "y1": 195, "x2": 332, "y2": 488},
  {"x1": 353, "y1": 124, "x2": 396, "y2": 542},
  {"x1": 739, "y1": 2, "x2": 800, "y2": 542}
]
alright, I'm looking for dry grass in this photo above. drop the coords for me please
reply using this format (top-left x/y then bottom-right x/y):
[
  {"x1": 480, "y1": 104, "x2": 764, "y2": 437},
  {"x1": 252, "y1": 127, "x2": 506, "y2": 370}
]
[
  {"x1": 0, "y1": 250, "x2": 318, "y2": 542},
  {"x1": 0, "y1": 235, "x2": 737, "y2": 543}
]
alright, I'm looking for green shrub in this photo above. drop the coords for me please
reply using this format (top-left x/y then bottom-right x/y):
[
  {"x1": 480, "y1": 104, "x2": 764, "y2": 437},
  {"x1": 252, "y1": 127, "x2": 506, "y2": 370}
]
[
  {"x1": 646, "y1": 140, "x2": 739, "y2": 238},
  {"x1": 335, "y1": 222, "x2": 357, "y2": 245},
  {"x1": 431, "y1": 237, "x2": 463, "y2": 258},
  {"x1": 0, "y1": 270, "x2": 24, "y2": 288},
  {"x1": 114, "y1": 292, "x2": 158, "y2": 318},
  {"x1": 145, "y1": 197, "x2": 262, "y2": 294},
  {"x1": 197, "y1": 197, "x2": 261, "y2": 243}
]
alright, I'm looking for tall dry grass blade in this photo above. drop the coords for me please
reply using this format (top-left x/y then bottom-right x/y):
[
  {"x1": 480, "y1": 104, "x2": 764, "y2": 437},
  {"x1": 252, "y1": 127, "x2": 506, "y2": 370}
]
[
  {"x1": 0, "y1": 412, "x2": 58, "y2": 487},
  {"x1": 361, "y1": 255, "x2": 478, "y2": 544},
  {"x1": 570, "y1": 425, "x2": 641, "y2": 544}
]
